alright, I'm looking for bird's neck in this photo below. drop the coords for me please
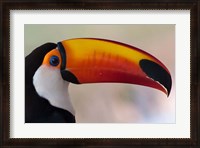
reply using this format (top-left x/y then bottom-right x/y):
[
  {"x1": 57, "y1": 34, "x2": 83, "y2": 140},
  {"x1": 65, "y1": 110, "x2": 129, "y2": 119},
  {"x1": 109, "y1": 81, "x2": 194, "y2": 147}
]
[
  {"x1": 44, "y1": 84, "x2": 75, "y2": 116},
  {"x1": 33, "y1": 65, "x2": 75, "y2": 115}
]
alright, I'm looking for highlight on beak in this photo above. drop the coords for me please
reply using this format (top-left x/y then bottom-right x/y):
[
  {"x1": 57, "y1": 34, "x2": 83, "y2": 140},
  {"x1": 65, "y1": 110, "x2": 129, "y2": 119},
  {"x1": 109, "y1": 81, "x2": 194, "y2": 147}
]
[{"x1": 57, "y1": 38, "x2": 172, "y2": 96}]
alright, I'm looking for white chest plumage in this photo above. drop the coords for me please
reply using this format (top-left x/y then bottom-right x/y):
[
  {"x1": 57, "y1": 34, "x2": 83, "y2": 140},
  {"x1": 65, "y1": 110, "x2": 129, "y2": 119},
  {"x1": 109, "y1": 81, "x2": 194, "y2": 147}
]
[{"x1": 33, "y1": 65, "x2": 75, "y2": 115}]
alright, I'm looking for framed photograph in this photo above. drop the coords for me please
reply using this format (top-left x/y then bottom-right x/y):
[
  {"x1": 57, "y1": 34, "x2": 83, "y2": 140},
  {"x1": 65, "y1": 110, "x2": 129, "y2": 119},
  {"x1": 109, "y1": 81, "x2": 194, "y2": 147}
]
[{"x1": 1, "y1": 0, "x2": 199, "y2": 147}]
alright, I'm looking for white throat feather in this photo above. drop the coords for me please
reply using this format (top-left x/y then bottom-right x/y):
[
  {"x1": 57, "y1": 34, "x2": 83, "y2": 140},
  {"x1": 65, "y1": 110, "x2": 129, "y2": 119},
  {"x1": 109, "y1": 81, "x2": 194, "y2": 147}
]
[{"x1": 33, "y1": 65, "x2": 75, "y2": 115}]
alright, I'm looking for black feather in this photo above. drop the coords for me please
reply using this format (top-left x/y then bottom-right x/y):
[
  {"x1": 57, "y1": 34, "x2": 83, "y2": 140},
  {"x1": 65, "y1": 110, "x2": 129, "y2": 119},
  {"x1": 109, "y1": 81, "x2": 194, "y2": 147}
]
[{"x1": 25, "y1": 43, "x2": 75, "y2": 123}]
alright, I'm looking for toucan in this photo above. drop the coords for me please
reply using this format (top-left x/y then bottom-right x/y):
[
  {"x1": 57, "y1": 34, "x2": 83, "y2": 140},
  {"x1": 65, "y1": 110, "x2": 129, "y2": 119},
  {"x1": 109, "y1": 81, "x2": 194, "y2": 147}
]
[{"x1": 25, "y1": 38, "x2": 172, "y2": 123}]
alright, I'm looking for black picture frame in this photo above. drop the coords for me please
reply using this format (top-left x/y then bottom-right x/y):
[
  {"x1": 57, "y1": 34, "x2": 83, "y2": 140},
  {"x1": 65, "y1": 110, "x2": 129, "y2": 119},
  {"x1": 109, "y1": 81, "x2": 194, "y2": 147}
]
[{"x1": 1, "y1": 0, "x2": 199, "y2": 147}]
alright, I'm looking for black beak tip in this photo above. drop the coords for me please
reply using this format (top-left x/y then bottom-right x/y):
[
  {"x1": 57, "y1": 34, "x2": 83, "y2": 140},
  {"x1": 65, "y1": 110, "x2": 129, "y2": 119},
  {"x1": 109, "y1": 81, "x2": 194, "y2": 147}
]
[{"x1": 139, "y1": 59, "x2": 172, "y2": 96}]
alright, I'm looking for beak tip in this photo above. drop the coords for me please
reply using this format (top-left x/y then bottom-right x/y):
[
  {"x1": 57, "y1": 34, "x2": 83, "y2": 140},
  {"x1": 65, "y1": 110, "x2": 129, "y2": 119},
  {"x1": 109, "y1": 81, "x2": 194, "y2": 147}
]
[
  {"x1": 139, "y1": 59, "x2": 172, "y2": 97},
  {"x1": 167, "y1": 78, "x2": 172, "y2": 97}
]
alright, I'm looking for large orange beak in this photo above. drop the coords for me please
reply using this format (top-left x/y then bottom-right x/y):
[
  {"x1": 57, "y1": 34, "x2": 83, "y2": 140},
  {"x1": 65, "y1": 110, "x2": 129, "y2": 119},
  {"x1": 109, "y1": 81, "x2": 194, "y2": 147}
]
[{"x1": 57, "y1": 38, "x2": 172, "y2": 96}]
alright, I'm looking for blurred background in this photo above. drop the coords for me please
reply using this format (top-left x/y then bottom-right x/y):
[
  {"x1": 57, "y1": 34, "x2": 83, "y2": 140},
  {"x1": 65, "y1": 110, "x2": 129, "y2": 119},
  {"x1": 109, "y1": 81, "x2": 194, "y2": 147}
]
[{"x1": 25, "y1": 24, "x2": 175, "y2": 123}]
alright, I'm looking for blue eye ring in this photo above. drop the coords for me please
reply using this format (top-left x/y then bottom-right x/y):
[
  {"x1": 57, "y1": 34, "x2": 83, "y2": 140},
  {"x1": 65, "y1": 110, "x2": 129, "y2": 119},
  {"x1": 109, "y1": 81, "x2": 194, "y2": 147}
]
[{"x1": 49, "y1": 55, "x2": 59, "y2": 66}]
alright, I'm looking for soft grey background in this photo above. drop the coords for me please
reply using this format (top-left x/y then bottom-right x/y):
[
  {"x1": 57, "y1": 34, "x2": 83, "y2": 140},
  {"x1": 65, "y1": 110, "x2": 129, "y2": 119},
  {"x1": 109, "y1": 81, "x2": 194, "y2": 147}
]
[{"x1": 25, "y1": 24, "x2": 175, "y2": 123}]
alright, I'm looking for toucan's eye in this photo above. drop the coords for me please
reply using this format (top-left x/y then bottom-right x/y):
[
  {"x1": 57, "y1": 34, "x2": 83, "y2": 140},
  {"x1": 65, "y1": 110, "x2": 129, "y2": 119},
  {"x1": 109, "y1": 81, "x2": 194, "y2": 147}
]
[{"x1": 50, "y1": 55, "x2": 59, "y2": 66}]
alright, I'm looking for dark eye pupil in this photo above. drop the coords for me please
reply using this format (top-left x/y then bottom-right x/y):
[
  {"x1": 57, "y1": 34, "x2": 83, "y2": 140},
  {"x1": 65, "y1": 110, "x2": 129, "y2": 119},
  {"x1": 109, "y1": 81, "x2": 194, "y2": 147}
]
[{"x1": 50, "y1": 56, "x2": 59, "y2": 66}]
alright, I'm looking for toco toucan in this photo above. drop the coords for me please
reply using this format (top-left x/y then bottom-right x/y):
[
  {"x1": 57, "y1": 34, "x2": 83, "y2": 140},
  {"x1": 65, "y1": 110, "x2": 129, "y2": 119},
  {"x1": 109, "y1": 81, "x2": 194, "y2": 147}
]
[{"x1": 25, "y1": 38, "x2": 172, "y2": 123}]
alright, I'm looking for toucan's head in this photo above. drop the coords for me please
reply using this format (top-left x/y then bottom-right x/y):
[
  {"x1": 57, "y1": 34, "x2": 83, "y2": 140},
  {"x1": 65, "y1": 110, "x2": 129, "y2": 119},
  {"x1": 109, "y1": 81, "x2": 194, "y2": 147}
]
[{"x1": 40, "y1": 38, "x2": 171, "y2": 96}]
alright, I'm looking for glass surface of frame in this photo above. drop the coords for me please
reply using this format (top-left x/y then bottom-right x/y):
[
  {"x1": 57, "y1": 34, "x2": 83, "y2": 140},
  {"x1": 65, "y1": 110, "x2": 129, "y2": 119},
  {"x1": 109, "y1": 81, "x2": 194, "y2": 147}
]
[{"x1": 11, "y1": 10, "x2": 187, "y2": 139}]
